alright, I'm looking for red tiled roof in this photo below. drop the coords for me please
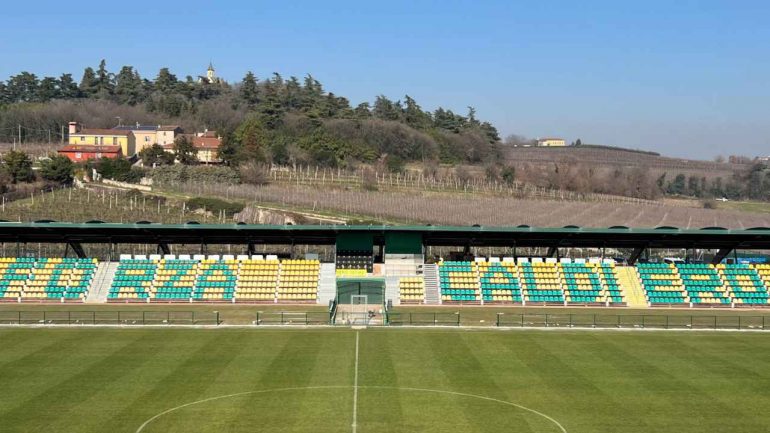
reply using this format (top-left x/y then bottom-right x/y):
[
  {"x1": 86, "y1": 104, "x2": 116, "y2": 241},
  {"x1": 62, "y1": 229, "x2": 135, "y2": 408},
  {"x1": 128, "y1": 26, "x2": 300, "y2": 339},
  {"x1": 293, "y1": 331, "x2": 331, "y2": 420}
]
[
  {"x1": 192, "y1": 136, "x2": 221, "y2": 149},
  {"x1": 162, "y1": 136, "x2": 221, "y2": 150},
  {"x1": 58, "y1": 144, "x2": 122, "y2": 153},
  {"x1": 74, "y1": 129, "x2": 131, "y2": 136}
]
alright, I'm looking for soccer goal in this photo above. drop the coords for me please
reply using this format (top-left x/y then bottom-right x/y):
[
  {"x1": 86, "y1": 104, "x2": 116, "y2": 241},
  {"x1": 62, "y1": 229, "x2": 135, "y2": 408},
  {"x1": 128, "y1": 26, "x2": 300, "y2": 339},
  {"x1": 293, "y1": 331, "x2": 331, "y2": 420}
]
[{"x1": 350, "y1": 294, "x2": 369, "y2": 326}]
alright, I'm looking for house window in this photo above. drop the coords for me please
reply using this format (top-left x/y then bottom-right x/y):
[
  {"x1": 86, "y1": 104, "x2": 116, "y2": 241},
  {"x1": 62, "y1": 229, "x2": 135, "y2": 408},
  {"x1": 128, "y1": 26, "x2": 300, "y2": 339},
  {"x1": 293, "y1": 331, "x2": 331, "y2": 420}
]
[
  {"x1": 96, "y1": 153, "x2": 102, "y2": 158},
  {"x1": 80, "y1": 136, "x2": 85, "y2": 142},
  {"x1": 75, "y1": 152, "x2": 82, "y2": 159},
  {"x1": 145, "y1": 136, "x2": 150, "y2": 142}
]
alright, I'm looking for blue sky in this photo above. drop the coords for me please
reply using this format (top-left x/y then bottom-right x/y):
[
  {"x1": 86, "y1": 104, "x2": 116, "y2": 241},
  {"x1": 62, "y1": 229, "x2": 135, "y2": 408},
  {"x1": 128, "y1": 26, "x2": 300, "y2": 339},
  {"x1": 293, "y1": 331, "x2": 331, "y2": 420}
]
[{"x1": 1, "y1": 0, "x2": 768, "y2": 159}]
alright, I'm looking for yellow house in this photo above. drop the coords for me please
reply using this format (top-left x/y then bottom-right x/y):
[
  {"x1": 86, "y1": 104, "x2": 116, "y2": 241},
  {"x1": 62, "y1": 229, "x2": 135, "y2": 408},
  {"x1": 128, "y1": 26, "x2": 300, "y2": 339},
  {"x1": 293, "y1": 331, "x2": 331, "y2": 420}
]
[
  {"x1": 536, "y1": 137, "x2": 566, "y2": 147},
  {"x1": 113, "y1": 124, "x2": 183, "y2": 153},
  {"x1": 68, "y1": 122, "x2": 135, "y2": 156}
]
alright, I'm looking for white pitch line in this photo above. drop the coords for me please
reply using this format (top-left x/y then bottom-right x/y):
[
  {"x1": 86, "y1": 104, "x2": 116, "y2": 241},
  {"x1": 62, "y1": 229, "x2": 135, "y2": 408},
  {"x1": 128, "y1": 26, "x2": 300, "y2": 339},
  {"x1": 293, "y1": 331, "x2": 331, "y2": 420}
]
[{"x1": 352, "y1": 331, "x2": 360, "y2": 433}]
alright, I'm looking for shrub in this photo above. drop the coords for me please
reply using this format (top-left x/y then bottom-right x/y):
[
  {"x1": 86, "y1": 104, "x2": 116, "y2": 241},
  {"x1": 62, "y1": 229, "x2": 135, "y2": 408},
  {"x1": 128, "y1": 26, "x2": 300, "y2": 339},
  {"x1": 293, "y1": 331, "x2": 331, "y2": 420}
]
[
  {"x1": 39, "y1": 154, "x2": 74, "y2": 185},
  {"x1": 238, "y1": 161, "x2": 270, "y2": 185},
  {"x1": 186, "y1": 197, "x2": 244, "y2": 217},
  {"x1": 150, "y1": 165, "x2": 240, "y2": 185}
]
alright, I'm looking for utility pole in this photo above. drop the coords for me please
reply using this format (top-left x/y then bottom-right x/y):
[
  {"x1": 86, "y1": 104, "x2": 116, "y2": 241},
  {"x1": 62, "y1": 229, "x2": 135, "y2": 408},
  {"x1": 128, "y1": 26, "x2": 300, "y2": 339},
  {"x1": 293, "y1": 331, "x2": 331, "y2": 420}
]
[
  {"x1": 18, "y1": 124, "x2": 21, "y2": 146},
  {"x1": 48, "y1": 129, "x2": 51, "y2": 144},
  {"x1": 61, "y1": 125, "x2": 64, "y2": 144}
]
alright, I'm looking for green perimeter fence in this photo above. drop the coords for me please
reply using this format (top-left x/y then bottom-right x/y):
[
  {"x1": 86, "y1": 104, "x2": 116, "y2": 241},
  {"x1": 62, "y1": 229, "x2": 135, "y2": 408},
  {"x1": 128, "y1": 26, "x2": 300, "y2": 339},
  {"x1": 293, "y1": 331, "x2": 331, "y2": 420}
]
[
  {"x1": 386, "y1": 312, "x2": 461, "y2": 326},
  {"x1": 255, "y1": 311, "x2": 332, "y2": 325},
  {"x1": 495, "y1": 313, "x2": 770, "y2": 330},
  {"x1": 0, "y1": 311, "x2": 220, "y2": 325}
]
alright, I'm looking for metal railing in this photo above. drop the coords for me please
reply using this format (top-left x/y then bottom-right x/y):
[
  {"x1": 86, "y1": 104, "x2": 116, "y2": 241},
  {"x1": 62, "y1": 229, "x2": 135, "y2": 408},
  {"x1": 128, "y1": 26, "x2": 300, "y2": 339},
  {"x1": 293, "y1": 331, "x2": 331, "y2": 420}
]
[
  {"x1": 0, "y1": 310, "x2": 220, "y2": 325},
  {"x1": 386, "y1": 312, "x2": 461, "y2": 326},
  {"x1": 255, "y1": 311, "x2": 332, "y2": 326},
  {"x1": 495, "y1": 313, "x2": 769, "y2": 330}
]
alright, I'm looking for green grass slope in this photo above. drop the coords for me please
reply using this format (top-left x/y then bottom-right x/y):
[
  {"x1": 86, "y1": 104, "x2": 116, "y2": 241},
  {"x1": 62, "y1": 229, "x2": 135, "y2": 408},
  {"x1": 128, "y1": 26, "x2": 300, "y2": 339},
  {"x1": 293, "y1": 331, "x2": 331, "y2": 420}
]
[{"x1": 0, "y1": 328, "x2": 768, "y2": 432}]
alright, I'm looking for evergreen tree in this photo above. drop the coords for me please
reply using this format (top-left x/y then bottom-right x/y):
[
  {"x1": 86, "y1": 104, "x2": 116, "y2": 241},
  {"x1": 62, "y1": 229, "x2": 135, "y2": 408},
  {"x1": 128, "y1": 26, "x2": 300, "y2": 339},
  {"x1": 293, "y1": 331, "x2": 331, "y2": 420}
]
[
  {"x1": 139, "y1": 143, "x2": 175, "y2": 166},
  {"x1": 37, "y1": 77, "x2": 60, "y2": 101},
  {"x1": 155, "y1": 67, "x2": 178, "y2": 93},
  {"x1": 58, "y1": 74, "x2": 80, "y2": 98},
  {"x1": 40, "y1": 154, "x2": 74, "y2": 184},
  {"x1": 173, "y1": 135, "x2": 198, "y2": 165},
  {"x1": 404, "y1": 95, "x2": 431, "y2": 129},
  {"x1": 239, "y1": 71, "x2": 259, "y2": 107},
  {"x1": 6, "y1": 72, "x2": 39, "y2": 102},
  {"x1": 216, "y1": 130, "x2": 241, "y2": 166},
  {"x1": 95, "y1": 59, "x2": 114, "y2": 96},
  {"x1": 2, "y1": 150, "x2": 35, "y2": 183},
  {"x1": 114, "y1": 66, "x2": 143, "y2": 105},
  {"x1": 354, "y1": 102, "x2": 371, "y2": 119},
  {"x1": 79, "y1": 67, "x2": 98, "y2": 96}
]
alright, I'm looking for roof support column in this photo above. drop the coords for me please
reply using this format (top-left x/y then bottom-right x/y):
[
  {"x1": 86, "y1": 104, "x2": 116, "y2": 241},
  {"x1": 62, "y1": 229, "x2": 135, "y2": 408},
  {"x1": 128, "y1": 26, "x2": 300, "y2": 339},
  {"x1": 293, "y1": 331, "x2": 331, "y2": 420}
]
[
  {"x1": 68, "y1": 242, "x2": 86, "y2": 258},
  {"x1": 627, "y1": 247, "x2": 646, "y2": 265},
  {"x1": 157, "y1": 243, "x2": 170, "y2": 255},
  {"x1": 711, "y1": 247, "x2": 734, "y2": 265},
  {"x1": 546, "y1": 246, "x2": 558, "y2": 258}
]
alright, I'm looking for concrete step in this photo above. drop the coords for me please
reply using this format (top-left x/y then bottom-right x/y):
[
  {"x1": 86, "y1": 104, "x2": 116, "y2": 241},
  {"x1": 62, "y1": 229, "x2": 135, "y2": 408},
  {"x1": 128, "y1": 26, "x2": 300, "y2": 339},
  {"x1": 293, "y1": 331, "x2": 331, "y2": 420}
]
[
  {"x1": 617, "y1": 266, "x2": 647, "y2": 307},
  {"x1": 317, "y1": 263, "x2": 337, "y2": 306},
  {"x1": 85, "y1": 261, "x2": 119, "y2": 304},
  {"x1": 423, "y1": 264, "x2": 440, "y2": 305}
]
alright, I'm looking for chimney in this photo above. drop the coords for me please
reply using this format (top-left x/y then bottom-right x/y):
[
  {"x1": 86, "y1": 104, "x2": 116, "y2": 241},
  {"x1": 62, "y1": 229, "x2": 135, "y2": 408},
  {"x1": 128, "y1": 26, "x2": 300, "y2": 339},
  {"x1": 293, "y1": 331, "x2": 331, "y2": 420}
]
[
  {"x1": 68, "y1": 122, "x2": 79, "y2": 134},
  {"x1": 136, "y1": 121, "x2": 140, "y2": 128}
]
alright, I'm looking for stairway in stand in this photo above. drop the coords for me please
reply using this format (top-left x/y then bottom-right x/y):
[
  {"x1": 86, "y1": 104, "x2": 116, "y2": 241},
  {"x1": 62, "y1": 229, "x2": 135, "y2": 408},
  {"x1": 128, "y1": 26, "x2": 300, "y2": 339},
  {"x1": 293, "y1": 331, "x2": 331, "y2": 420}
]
[
  {"x1": 617, "y1": 266, "x2": 647, "y2": 307},
  {"x1": 317, "y1": 263, "x2": 337, "y2": 306},
  {"x1": 423, "y1": 264, "x2": 440, "y2": 305},
  {"x1": 85, "y1": 261, "x2": 119, "y2": 303}
]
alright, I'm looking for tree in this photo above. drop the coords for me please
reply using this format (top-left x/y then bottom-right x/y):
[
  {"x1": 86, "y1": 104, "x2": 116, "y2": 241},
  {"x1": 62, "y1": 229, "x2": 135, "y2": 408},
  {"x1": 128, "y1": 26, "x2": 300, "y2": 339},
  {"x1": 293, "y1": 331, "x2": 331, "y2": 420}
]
[
  {"x1": 97, "y1": 156, "x2": 141, "y2": 183},
  {"x1": 79, "y1": 67, "x2": 98, "y2": 96},
  {"x1": 95, "y1": 59, "x2": 114, "y2": 96},
  {"x1": 58, "y1": 74, "x2": 80, "y2": 98},
  {"x1": 36, "y1": 77, "x2": 60, "y2": 101},
  {"x1": 501, "y1": 166, "x2": 516, "y2": 185},
  {"x1": 173, "y1": 135, "x2": 198, "y2": 165},
  {"x1": 2, "y1": 150, "x2": 35, "y2": 183},
  {"x1": 6, "y1": 72, "x2": 39, "y2": 102},
  {"x1": 155, "y1": 67, "x2": 178, "y2": 94},
  {"x1": 40, "y1": 154, "x2": 74, "y2": 184},
  {"x1": 667, "y1": 174, "x2": 686, "y2": 195},
  {"x1": 240, "y1": 71, "x2": 259, "y2": 107},
  {"x1": 114, "y1": 66, "x2": 144, "y2": 105},
  {"x1": 139, "y1": 143, "x2": 174, "y2": 166},
  {"x1": 234, "y1": 116, "x2": 269, "y2": 161},
  {"x1": 216, "y1": 130, "x2": 241, "y2": 166}
]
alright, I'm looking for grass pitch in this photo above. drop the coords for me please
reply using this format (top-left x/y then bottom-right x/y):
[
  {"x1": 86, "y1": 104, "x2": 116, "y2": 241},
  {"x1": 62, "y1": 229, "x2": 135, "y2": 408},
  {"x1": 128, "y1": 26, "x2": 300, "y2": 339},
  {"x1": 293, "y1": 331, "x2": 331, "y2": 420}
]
[{"x1": 0, "y1": 328, "x2": 769, "y2": 432}]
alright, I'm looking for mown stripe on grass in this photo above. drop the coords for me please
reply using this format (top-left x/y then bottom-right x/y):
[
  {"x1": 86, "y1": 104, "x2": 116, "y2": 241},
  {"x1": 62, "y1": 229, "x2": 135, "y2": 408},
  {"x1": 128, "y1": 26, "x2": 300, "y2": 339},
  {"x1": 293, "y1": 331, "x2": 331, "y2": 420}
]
[
  {"x1": 0, "y1": 329, "x2": 151, "y2": 432},
  {"x1": 356, "y1": 331, "x2": 407, "y2": 431},
  {"x1": 97, "y1": 330, "x2": 249, "y2": 431},
  {"x1": 427, "y1": 332, "x2": 536, "y2": 433}
]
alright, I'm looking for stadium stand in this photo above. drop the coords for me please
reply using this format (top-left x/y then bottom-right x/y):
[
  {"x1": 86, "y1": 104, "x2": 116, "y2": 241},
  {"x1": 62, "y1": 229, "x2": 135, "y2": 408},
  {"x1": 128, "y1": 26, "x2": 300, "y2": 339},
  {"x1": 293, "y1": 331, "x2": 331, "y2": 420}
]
[
  {"x1": 636, "y1": 263, "x2": 688, "y2": 304},
  {"x1": 519, "y1": 261, "x2": 565, "y2": 304},
  {"x1": 478, "y1": 260, "x2": 522, "y2": 303},
  {"x1": 108, "y1": 258, "x2": 156, "y2": 300},
  {"x1": 560, "y1": 262, "x2": 604, "y2": 304},
  {"x1": 0, "y1": 257, "x2": 96, "y2": 301},
  {"x1": 336, "y1": 250, "x2": 373, "y2": 273},
  {"x1": 277, "y1": 259, "x2": 320, "y2": 302},
  {"x1": 754, "y1": 264, "x2": 770, "y2": 293},
  {"x1": 596, "y1": 261, "x2": 625, "y2": 304},
  {"x1": 438, "y1": 261, "x2": 480, "y2": 303},
  {"x1": 193, "y1": 258, "x2": 237, "y2": 301},
  {"x1": 153, "y1": 259, "x2": 197, "y2": 301},
  {"x1": 399, "y1": 276, "x2": 425, "y2": 304},
  {"x1": 677, "y1": 264, "x2": 730, "y2": 305},
  {"x1": 0, "y1": 258, "x2": 35, "y2": 300},
  {"x1": 717, "y1": 264, "x2": 769, "y2": 305},
  {"x1": 236, "y1": 258, "x2": 280, "y2": 302}
]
